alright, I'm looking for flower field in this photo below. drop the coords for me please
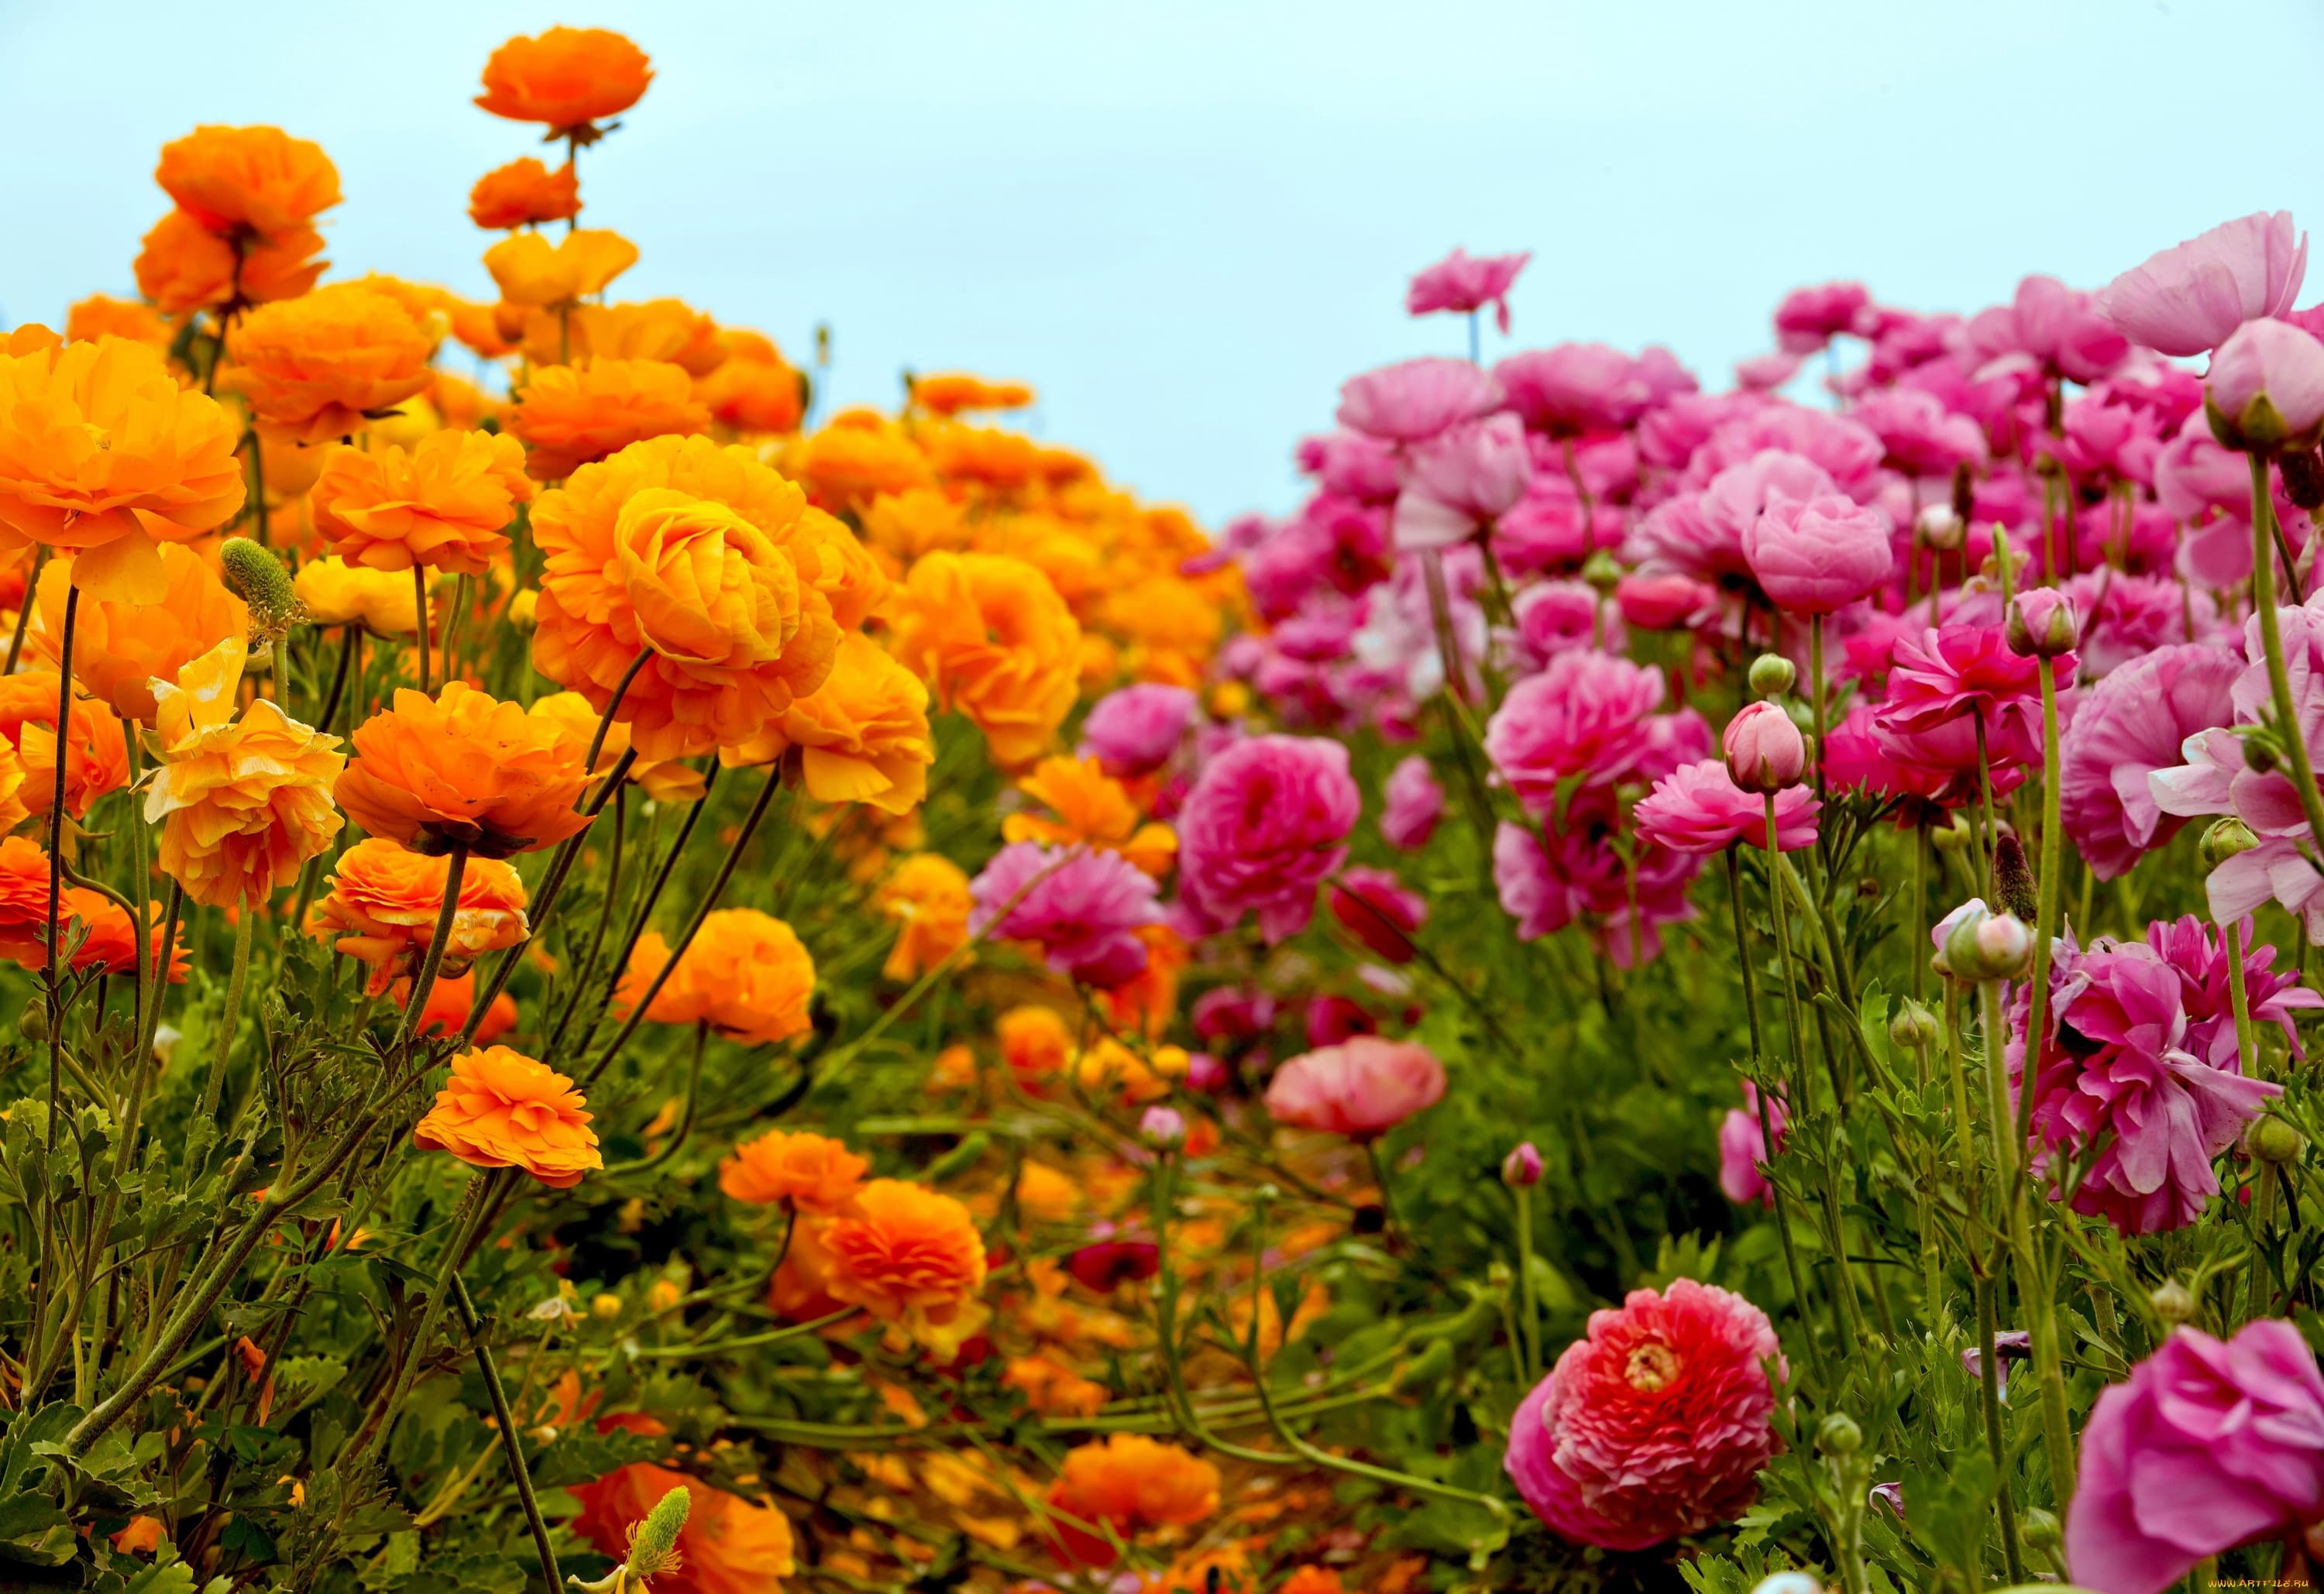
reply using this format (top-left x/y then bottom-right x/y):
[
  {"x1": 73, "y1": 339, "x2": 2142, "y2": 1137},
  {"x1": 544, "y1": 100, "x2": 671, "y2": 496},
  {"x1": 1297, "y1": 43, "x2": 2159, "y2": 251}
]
[{"x1": 6, "y1": 21, "x2": 2324, "y2": 1594}]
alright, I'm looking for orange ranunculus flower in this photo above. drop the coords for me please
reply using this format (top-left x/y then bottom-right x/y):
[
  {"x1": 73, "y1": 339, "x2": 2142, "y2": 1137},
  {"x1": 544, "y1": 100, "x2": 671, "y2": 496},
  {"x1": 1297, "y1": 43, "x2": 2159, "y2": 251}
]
[
  {"x1": 0, "y1": 674, "x2": 129, "y2": 819},
  {"x1": 1049, "y1": 1435, "x2": 1220, "y2": 1540},
  {"x1": 997, "y1": 1005, "x2": 1074, "y2": 1080},
  {"x1": 467, "y1": 157, "x2": 580, "y2": 229},
  {"x1": 65, "y1": 295, "x2": 170, "y2": 350},
  {"x1": 26, "y1": 547, "x2": 249, "y2": 722},
  {"x1": 483, "y1": 228, "x2": 640, "y2": 310},
  {"x1": 861, "y1": 489, "x2": 969, "y2": 565},
  {"x1": 529, "y1": 433, "x2": 844, "y2": 759},
  {"x1": 616, "y1": 908, "x2": 816, "y2": 1046},
  {"x1": 789, "y1": 414, "x2": 936, "y2": 510},
  {"x1": 1004, "y1": 1355, "x2": 1108, "y2": 1418},
  {"x1": 718, "y1": 1128, "x2": 868, "y2": 1212},
  {"x1": 0, "y1": 835, "x2": 57, "y2": 962},
  {"x1": 507, "y1": 357, "x2": 710, "y2": 481},
  {"x1": 969, "y1": 509, "x2": 1104, "y2": 615},
  {"x1": 526, "y1": 692, "x2": 705, "y2": 804},
  {"x1": 725, "y1": 633, "x2": 931, "y2": 815},
  {"x1": 873, "y1": 853, "x2": 972, "y2": 982},
  {"x1": 291, "y1": 557, "x2": 419, "y2": 637},
  {"x1": 155, "y1": 125, "x2": 341, "y2": 242},
  {"x1": 1104, "y1": 575, "x2": 1223, "y2": 666},
  {"x1": 524, "y1": 299, "x2": 726, "y2": 376},
  {"x1": 1072, "y1": 1038, "x2": 1189, "y2": 1104},
  {"x1": 911, "y1": 373, "x2": 1035, "y2": 417},
  {"x1": 335, "y1": 681, "x2": 591, "y2": 858},
  {"x1": 1101, "y1": 925, "x2": 1188, "y2": 1041},
  {"x1": 0, "y1": 336, "x2": 245, "y2": 601},
  {"x1": 132, "y1": 209, "x2": 325, "y2": 317},
  {"x1": 309, "y1": 429, "x2": 534, "y2": 575},
  {"x1": 60, "y1": 890, "x2": 189, "y2": 984},
  {"x1": 571, "y1": 1464, "x2": 796, "y2": 1594},
  {"x1": 311, "y1": 837, "x2": 530, "y2": 995},
  {"x1": 1001, "y1": 755, "x2": 1175, "y2": 877},
  {"x1": 401, "y1": 968, "x2": 517, "y2": 1044},
  {"x1": 804, "y1": 507, "x2": 890, "y2": 630},
  {"x1": 926, "y1": 422, "x2": 1040, "y2": 494},
  {"x1": 224, "y1": 283, "x2": 438, "y2": 444},
  {"x1": 413, "y1": 1045, "x2": 602, "y2": 1188},
  {"x1": 819, "y1": 1177, "x2": 988, "y2": 1329},
  {"x1": 0, "y1": 740, "x2": 31, "y2": 840},
  {"x1": 146, "y1": 639, "x2": 346, "y2": 909},
  {"x1": 889, "y1": 551, "x2": 1082, "y2": 767},
  {"x1": 474, "y1": 27, "x2": 654, "y2": 134},
  {"x1": 697, "y1": 335, "x2": 804, "y2": 435}
]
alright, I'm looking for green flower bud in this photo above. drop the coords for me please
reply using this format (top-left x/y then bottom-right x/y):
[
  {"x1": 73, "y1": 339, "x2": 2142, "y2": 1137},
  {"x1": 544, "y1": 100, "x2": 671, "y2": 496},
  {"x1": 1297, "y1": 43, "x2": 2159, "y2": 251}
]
[
  {"x1": 1930, "y1": 813, "x2": 1973, "y2": 856},
  {"x1": 2020, "y1": 1507, "x2": 2060, "y2": 1550},
  {"x1": 1889, "y1": 1001, "x2": 1939, "y2": 1050},
  {"x1": 220, "y1": 538, "x2": 304, "y2": 641},
  {"x1": 2248, "y1": 1115, "x2": 2305, "y2": 1166},
  {"x1": 625, "y1": 1484, "x2": 691, "y2": 1580},
  {"x1": 2150, "y1": 1278, "x2": 2196, "y2": 1325},
  {"x1": 1747, "y1": 653, "x2": 1796, "y2": 699},
  {"x1": 1816, "y1": 1412, "x2": 1863, "y2": 1456},
  {"x1": 1580, "y1": 549, "x2": 1622, "y2": 595},
  {"x1": 2200, "y1": 818, "x2": 2260, "y2": 870}
]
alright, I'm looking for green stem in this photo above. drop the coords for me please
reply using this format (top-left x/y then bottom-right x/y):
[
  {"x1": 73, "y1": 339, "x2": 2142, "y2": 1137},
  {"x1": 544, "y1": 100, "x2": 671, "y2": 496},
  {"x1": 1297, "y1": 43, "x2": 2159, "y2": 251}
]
[
  {"x1": 392, "y1": 845, "x2": 469, "y2": 1053},
  {"x1": 448, "y1": 1276, "x2": 561, "y2": 1590},
  {"x1": 1511, "y1": 1183, "x2": 1540, "y2": 1381},
  {"x1": 1974, "y1": 1269, "x2": 2028, "y2": 1582},
  {"x1": 198, "y1": 895, "x2": 254, "y2": 1125},
  {"x1": 2250, "y1": 452, "x2": 2324, "y2": 860},
  {"x1": 412, "y1": 564, "x2": 431, "y2": 695},
  {"x1": 1983, "y1": 978, "x2": 2076, "y2": 1506}
]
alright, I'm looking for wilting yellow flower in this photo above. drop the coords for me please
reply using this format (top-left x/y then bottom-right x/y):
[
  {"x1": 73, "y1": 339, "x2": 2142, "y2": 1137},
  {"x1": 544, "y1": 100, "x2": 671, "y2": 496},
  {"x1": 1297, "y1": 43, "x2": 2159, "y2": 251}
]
[
  {"x1": 727, "y1": 633, "x2": 932, "y2": 816},
  {"x1": 293, "y1": 557, "x2": 420, "y2": 637},
  {"x1": 146, "y1": 638, "x2": 346, "y2": 908},
  {"x1": 310, "y1": 428, "x2": 534, "y2": 575},
  {"x1": 1002, "y1": 755, "x2": 1175, "y2": 877},
  {"x1": 874, "y1": 853, "x2": 973, "y2": 981},
  {"x1": 889, "y1": 551, "x2": 1081, "y2": 768},
  {"x1": 483, "y1": 228, "x2": 640, "y2": 309},
  {"x1": 0, "y1": 337, "x2": 245, "y2": 602}
]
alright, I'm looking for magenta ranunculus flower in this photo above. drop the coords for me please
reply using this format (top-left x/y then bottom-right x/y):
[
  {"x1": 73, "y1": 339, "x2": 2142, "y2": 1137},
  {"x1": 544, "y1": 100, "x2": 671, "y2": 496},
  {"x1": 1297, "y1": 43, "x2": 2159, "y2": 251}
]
[
  {"x1": 2205, "y1": 314, "x2": 2324, "y2": 453},
  {"x1": 2059, "y1": 643, "x2": 2240, "y2": 880},
  {"x1": 1263, "y1": 1036, "x2": 1446, "y2": 1139},
  {"x1": 1722, "y1": 701, "x2": 1808, "y2": 794},
  {"x1": 2097, "y1": 210, "x2": 2309, "y2": 359},
  {"x1": 1967, "y1": 273, "x2": 2130, "y2": 385},
  {"x1": 1327, "y1": 865, "x2": 1427, "y2": 964},
  {"x1": 2067, "y1": 1320, "x2": 2324, "y2": 1594},
  {"x1": 1336, "y1": 356, "x2": 1500, "y2": 443},
  {"x1": 1380, "y1": 754, "x2": 1445, "y2": 850},
  {"x1": 1177, "y1": 734, "x2": 1360, "y2": 943},
  {"x1": 1871, "y1": 624, "x2": 2072, "y2": 798},
  {"x1": 1295, "y1": 430, "x2": 1403, "y2": 503},
  {"x1": 1772, "y1": 280, "x2": 1873, "y2": 353},
  {"x1": 1406, "y1": 247, "x2": 1532, "y2": 332},
  {"x1": 1741, "y1": 488, "x2": 1894, "y2": 614},
  {"x1": 1504, "y1": 1280, "x2": 1782, "y2": 1551},
  {"x1": 1717, "y1": 1080, "x2": 1787, "y2": 1208},
  {"x1": 1635, "y1": 758, "x2": 1817, "y2": 854},
  {"x1": 1494, "y1": 344, "x2": 1652, "y2": 437},
  {"x1": 1616, "y1": 572, "x2": 1717, "y2": 632},
  {"x1": 1491, "y1": 802, "x2": 1701, "y2": 969},
  {"x1": 969, "y1": 841, "x2": 1162, "y2": 989},
  {"x1": 1078, "y1": 683, "x2": 1197, "y2": 778},
  {"x1": 1484, "y1": 651, "x2": 1673, "y2": 816},
  {"x1": 1393, "y1": 414, "x2": 1534, "y2": 549}
]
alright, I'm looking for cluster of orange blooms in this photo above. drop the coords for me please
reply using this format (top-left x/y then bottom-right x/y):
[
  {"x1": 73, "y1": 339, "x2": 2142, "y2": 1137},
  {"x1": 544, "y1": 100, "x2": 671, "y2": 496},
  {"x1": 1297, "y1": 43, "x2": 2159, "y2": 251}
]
[{"x1": 0, "y1": 22, "x2": 1312, "y2": 1594}]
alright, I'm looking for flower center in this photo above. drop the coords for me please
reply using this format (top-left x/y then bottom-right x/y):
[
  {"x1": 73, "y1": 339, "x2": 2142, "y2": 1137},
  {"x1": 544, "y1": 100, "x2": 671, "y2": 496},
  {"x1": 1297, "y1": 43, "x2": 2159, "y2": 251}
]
[{"x1": 1624, "y1": 1341, "x2": 1680, "y2": 1392}]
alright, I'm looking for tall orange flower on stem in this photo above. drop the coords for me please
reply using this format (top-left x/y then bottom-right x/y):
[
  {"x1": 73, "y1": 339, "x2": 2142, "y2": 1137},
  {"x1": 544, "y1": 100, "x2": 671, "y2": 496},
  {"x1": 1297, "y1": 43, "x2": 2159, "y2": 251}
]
[
  {"x1": 475, "y1": 27, "x2": 653, "y2": 143},
  {"x1": 467, "y1": 157, "x2": 580, "y2": 230},
  {"x1": 718, "y1": 1129, "x2": 867, "y2": 1211},
  {"x1": 817, "y1": 1178, "x2": 988, "y2": 1357},
  {"x1": 335, "y1": 682, "x2": 592, "y2": 861},
  {"x1": 26, "y1": 548, "x2": 249, "y2": 723},
  {"x1": 225, "y1": 283, "x2": 438, "y2": 445},
  {"x1": 890, "y1": 551, "x2": 1082, "y2": 767},
  {"x1": 310, "y1": 428, "x2": 534, "y2": 575},
  {"x1": 0, "y1": 673, "x2": 129, "y2": 820},
  {"x1": 414, "y1": 1045, "x2": 602, "y2": 1187},
  {"x1": 138, "y1": 125, "x2": 338, "y2": 316},
  {"x1": 507, "y1": 358, "x2": 710, "y2": 480},
  {"x1": 311, "y1": 838, "x2": 529, "y2": 996},
  {"x1": 723, "y1": 631, "x2": 933, "y2": 815},
  {"x1": 614, "y1": 907, "x2": 816, "y2": 1046}
]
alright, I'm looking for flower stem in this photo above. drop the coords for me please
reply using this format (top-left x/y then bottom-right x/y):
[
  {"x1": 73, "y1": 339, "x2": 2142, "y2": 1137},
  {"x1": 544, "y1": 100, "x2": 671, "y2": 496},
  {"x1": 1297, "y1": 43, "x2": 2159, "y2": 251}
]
[
  {"x1": 1974, "y1": 1267, "x2": 2028, "y2": 1582},
  {"x1": 448, "y1": 1275, "x2": 562, "y2": 1590},
  {"x1": 2249, "y1": 452, "x2": 2324, "y2": 861},
  {"x1": 5, "y1": 546, "x2": 46, "y2": 676},
  {"x1": 1511, "y1": 1182, "x2": 1540, "y2": 1381},
  {"x1": 197, "y1": 895, "x2": 254, "y2": 1125},
  {"x1": 412, "y1": 564, "x2": 431, "y2": 695},
  {"x1": 394, "y1": 845, "x2": 470, "y2": 1052}
]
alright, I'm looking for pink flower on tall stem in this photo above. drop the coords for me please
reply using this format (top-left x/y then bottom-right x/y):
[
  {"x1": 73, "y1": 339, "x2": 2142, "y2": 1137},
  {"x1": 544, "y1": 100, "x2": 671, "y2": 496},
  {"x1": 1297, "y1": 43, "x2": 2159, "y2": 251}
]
[
  {"x1": 1392, "y1": 414, "x2": 1533, "y2": 550},
  {"x1": 1263, "y1": 1036, "x2": 1446, "y2": 1139},
  {"x1": 1407, "y1": 248, "x2": 1532, "y2": 332},
  {"x1": 1717, "y1": 1081, "x2": 1788, "y2": 1208},
  {"x1": 1741, "y1": 490, "x2": 1894, "y2": 615},
  {"x1": 970, "y1": 842, "x2": 1162, "y2": 989},
  {"x1": 1483, "y1": 652, "x2": 1676, "y2": 816},
  {"x1": 1635, "y1": 760, "x2": 1817, "y2": 854},
  {"x1": 2058, "y1": 643, "x2": 2240, "y2": 880},
  {"x1": 1494, "y1": 345, "x2": 1651, "y2": 436},
  {"x1": 1503, "y1": 1280, "x2": 1782, "y2": 1550},
  {"x1": 2096, "y1": 210, "x2": 2308, "y2": 358},
  {"x1": 1871, "y1": 624, "x2": 2071, "y2": 798},
  {"x1": 1773, "y1": 281, "x2": 1873, "y2": 353},
  {"x1": 1177, "y1": 734, "x2": 1360, "y2": 942},
  {"x1": 2067, "y1": 1320, "x2": 2324, "y2": 1594},
  {"x1": 1336, "y1": 357, "x2": 1500, "y2": 443}
]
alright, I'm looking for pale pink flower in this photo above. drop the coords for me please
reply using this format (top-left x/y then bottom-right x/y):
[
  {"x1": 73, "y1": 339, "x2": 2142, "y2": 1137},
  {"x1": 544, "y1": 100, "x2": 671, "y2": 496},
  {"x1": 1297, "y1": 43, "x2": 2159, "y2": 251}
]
[
  {"x1": 1407, "y1": 247, "x2": 1532, "y2": 332},
  {"x1": 2096, "y1": 210, "x2": 2309, "y2": 358},
  {"x1": 1380, "y1": 754, "x2": 1444, "y2": 850},
  {"x1": 1392, "y1": 414, "x2": 1534, "y2": 549},
  {"x1": 1734, "y1": 350, "x2": 1805, "y2": 390},
  {"x1": 1852, "y1": 386, "x2": 1987, "y2": 477},
  {"x1": 2059, "y1": 643, "x2": 2240, "y2": 880},
  {"x1": 1336, "y1": 357, "x2": 1500, "y2": 442},
  {"x1": 1263, "y1": 1036, "x2": 1446, "y2": 1139},
  {"x1": 1967, "y1": 273, "x2": 2130, "y2": 385}
]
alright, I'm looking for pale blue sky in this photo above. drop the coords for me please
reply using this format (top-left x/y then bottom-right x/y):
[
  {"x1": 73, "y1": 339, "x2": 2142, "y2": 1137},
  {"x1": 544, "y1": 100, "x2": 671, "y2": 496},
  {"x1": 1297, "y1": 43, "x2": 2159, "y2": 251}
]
[{"x1": 3, "y1": 0, "x2": 2319, "y2": 528}]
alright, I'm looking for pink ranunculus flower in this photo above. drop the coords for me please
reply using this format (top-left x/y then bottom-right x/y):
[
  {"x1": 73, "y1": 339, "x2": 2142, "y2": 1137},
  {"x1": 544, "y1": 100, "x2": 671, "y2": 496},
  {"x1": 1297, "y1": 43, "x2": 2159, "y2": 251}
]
[
  {"x1": 1722, "y1": 701, "x2": 1808, "y2": 794},
  {"x1": 1493, "y1": 470, "x2": 1624, "y2": 575},
  {"x1": 1295, "y1": 430, "x2": 1403, "y2": 504},
  {"x1": 2059, "y1": 643, "x2": 2240, "y2": 880},
  {"x1": 1734, "y1": 350, "x2": 1805, "y2": 390},
  {"x1": 1773, "y1": 280, "x2": 1874, "y2": 353},
  {"x1": 1871, "y1": 624, "x2": 2072, "y2": 799},
  {"x1": 1263, "y1": 1036, "x2": 1446, "y2": 1139},
  {"x1": 1616, "y1": 572, "x2": 1718, "y2": 632},
  {"x1": 1742, "y1": 489, "x2": 1894, "y2": 615},
  {"x1": 1717, "y1": 1080, "x2": 1788, "y2": 1207},
  {"x1": 1494, "y1": 344, "x2": 1651, "y2": 437},
  {"x1": 1380, "y1": 754, "x2": 1444, "y2": 850},
  {"x1": 1392, "y1": 414, "x2": 1535, "y2": 549},
  {"x1": 1483, "y1": 652, "x2": 1673, "y2": 816},
  {"x1": 2096, "y1": 210, "x2": 2309, "y2": 359},
  {"x1": 1635, "y1": 758, "x2": 1817, "y2": 854},
  {"x1": 2067, "y1": 1320, "x2": 2324, "y2": 1594},
  {"x1": 1336, "y1": 356, "x2": 1500, "y2": 443},
  {"x1": 1078, "y1": 683, "x2": 1197, "y2": 778},
  {"x1": 1968, "y1": 273, "x2": 2130, "y2": 385},
  {"x1": 1406, "y1": 247, "x2": 1532, "y2": 332},
  {"x1": 1852, "y1": 385, "x2": 1987, "y2": 478},
  {"x1": 2205, "y1": 314, "x2": 2324, "y2": 453},
  {"x1": 1490, "y1": 799, "x2": 1701, "y2": 968},
  {"x1": 1177, "y1": 734, "x2": 1360, "y2": 943},
  {"x1": 1326, "y1": 865, "x2": 1427, "y2": 964},
  {"x1": 969, "y1": 842, "x2": 1163, "y2": 989},
  {"x1": 1503, "y1": 1280, "x2": 1783, "y2": 1550},
  {"x1": 1508, "y1": 581, "x2": 1607, "y2": 672}
]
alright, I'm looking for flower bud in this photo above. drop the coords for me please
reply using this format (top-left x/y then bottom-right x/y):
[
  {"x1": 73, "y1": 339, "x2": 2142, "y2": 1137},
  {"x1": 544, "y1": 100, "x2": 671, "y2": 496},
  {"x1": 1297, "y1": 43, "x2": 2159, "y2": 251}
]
[
  {"x1": 1747, "y1": 653, "x2": 1796, "y2": 699},
  {"x1": 1915, "y1": 501, "x2": 1965, "y2": 552},
  {"x1": 1501, "y1": 1142, "x2": 1543, "y2": 1187},
  {"x1": 220, "y1": 538, "x2": 304, "y2": 641},
  {"x1": 2150, "y1": 1277, "x2": 2196, "y2": 1325},
  {"x1": 626, "y1": 1485, "x2": 691, "y2": 1580},
  {"x1": 2205, "y1": 317, "x2": 2324, "y2": 455},
  {"x1": 1992, "y1": 832, "x2": 2039, "y2": 923},
  {"x1": 1889, "y1": 1001, "x2": 1939, "y2": 1050},
  {"x1": 591, "y1": 1293, "x2": 624, "y2": 1320},
  {"x1": 17, "y1": 1000, "x2": 46, "y2": 1044},
  {"x1": 1750, "y1": 1576, "x2": 1823, "y2": 1594},
  {"x1": 1580, "y1": 548, "x2": 1622, "y2": 595},
  {"x1": 1723, "y1": 700, "x2": 1807, "y2": 794},
  {"x1": 1140, "y1": 1105, "x2": 1188, "y2": 1149},
  {"x1": 1938, "y1": 900, "x2": 2033, "y2": 982},
  {"x1": 2006, "y1": 588, "x2": 2078, "y2": 659},
  {"x1": 2021, "y1": 1507, "x2": 2061, "y2": 1550},
  {"x1": 2248, "y1": 1115, "x2": 2305, "y2": 1165},
  {"x1": 1816, "y1": 1412, "x2": 1863, "y2": 1456},
  {"x1": 2200, "y1": 817, "x2": 2260, "y2": 870},
  {"x1": 648, "y1": 1277, "x2": 684, "y2": 1314},
  {"x1": 1930, "y1": 813, "x2": 1972, "y2": 856}
]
